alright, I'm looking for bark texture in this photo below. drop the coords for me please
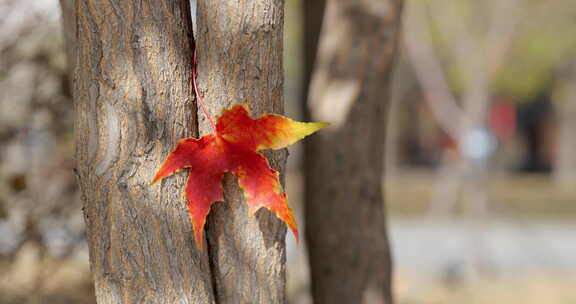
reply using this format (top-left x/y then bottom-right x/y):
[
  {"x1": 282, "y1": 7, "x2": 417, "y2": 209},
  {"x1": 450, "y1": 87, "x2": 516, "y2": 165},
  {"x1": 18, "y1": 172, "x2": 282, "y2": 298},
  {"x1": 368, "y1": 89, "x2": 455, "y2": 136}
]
[
  {"x1": 196, "y1": 1, "x2": 288, "y2": 303},
  {"x1": 71, "y1": 1, "x2": 215, "y2": 303},
  {"x1": 304, "y1": 1, "x2": 403, "y2": 303}
]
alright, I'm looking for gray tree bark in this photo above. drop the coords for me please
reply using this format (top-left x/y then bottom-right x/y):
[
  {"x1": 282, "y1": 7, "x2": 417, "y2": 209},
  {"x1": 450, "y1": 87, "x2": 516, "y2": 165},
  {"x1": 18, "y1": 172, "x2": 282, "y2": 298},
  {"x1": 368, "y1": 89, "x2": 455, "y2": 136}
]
[
  {"x1": 196, "y1": 1, "x2": 288, "y2": 303},
  {"x1": 69, "y1": 1, "x2": 215, "y2": 303},
  {"x1": 67, "y1": 0, "x2": 294, "y2": 302},
  {"x1": 304, "y1": 1, "x2": 403, "y2": 303}
]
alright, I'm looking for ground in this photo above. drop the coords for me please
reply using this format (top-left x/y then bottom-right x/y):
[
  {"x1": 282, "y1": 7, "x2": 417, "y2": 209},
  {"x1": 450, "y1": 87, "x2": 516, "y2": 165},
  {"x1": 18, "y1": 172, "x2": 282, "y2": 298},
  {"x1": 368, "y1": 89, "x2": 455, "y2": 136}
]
[{"x1": 1, "y1": 171, "x2": 574, "y2": 303}]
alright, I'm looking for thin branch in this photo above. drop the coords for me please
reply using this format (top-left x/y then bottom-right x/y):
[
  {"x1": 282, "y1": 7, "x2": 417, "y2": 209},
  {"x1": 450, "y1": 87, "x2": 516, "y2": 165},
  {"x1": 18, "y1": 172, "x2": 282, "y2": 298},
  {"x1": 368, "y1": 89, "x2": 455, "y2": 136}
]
[
  {"x1": 429, "y1": 1, "x2": 490, "y2": 124},
  {"x1": 428, "y1": 0, "x2": 518, "y2": 126}
]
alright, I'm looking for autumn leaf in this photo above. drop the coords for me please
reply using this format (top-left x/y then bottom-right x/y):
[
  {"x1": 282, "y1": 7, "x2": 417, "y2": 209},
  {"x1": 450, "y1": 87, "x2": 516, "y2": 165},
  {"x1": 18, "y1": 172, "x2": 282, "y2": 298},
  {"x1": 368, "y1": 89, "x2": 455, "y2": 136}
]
[{"x1": 152, "y1": 104, "x2": 327, "y2": 249}]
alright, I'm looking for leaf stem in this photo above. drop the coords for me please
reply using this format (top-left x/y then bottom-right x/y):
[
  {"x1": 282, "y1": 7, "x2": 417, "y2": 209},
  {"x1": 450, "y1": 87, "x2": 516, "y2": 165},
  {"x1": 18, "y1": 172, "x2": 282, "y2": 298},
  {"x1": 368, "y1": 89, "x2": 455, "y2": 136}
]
[{"x1": 193, "y1": 49, "x2": 217, "y2": 131}]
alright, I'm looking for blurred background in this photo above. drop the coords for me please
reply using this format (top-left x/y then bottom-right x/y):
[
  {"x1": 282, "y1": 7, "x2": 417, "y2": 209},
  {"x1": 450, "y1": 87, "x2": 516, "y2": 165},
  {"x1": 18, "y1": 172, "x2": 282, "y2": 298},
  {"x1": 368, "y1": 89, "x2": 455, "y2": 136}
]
[{"x1": 0, "y1": 0, "x2": 575, "y2": 303}]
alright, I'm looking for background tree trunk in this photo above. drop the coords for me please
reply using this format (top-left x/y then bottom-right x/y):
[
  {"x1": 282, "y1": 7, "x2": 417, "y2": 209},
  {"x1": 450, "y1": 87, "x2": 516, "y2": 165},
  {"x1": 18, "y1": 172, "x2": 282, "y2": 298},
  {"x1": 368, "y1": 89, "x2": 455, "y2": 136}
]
[
  {"x1": 555, "y1": 98, "x2": 576, "y2": 189},
  {"x1": 70, "y1": 1, "x2": 215, "y2": 303},
  {"x1": 59, "y1": 0, "x2": 76, "y2": 85},
  {"x1": 304, "y1": 1, "x2": 403, "y2": 303},
  {"x1": 302, "y1": 0, "x2": 327, "y2": 101},
  {"x1": 554, "y1": 60, "x2": 576, "y2": 190},
  {"x1": 196, "y1": 1, "x2": 288, "y2": 303}
]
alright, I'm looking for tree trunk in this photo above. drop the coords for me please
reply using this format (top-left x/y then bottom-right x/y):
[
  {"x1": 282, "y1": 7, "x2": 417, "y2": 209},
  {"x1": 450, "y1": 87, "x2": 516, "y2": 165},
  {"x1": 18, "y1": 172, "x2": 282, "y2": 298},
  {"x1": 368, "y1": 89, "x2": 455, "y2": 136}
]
[
  {"x1": 70, "y1": 1, "x2": 215, "y2": 303},
  {"x1": 302, "y1": 0, "x2": 327, "y2": 101},
  {"x1": 196, "y1": 1, "x2": 288, "y2": 303},
  {"x1": 59, "y1": 0, "x2": 76, "y2": 85},
  {"x1": 304, "y1": 1, "x2": 403, "y2": 303},
  {"x1": 554, "y1": 64, "x2": 576, "y2": 190}
]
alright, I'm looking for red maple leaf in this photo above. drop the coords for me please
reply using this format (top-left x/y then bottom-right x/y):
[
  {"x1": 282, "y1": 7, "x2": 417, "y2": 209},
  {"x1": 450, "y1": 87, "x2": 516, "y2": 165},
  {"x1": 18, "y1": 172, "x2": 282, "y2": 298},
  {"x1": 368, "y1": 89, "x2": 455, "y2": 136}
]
[{"x1": 152, "y1": 104, "x2": 327, "y2": 249}]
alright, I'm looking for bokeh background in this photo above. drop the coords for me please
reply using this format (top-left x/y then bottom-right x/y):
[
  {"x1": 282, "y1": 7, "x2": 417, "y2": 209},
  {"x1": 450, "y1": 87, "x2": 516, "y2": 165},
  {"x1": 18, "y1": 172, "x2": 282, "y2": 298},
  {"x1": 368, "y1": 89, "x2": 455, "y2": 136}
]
[{"x1": 0, "y1": 0, "x2": 575, "y2": 303}]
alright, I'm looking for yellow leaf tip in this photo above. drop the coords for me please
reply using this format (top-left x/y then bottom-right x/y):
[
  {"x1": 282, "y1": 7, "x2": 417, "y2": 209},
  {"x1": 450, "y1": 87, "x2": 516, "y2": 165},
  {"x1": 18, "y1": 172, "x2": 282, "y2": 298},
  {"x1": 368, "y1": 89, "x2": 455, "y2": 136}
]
[
  {"x1": 316, "y1": 122, "x2": 330, "y2": 129},
  {"x1": 297, "y1": 121, "x2": 330, "y2": 138}
]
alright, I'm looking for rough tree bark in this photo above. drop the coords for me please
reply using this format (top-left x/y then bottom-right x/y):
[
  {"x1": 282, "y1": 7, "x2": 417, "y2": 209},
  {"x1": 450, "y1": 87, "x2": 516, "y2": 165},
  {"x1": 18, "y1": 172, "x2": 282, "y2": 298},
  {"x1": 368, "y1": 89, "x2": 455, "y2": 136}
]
[
  {"x1": 196, "y1": 1, "x2": 288, "y2": 303},
  {"x1": 304, "y1": 1, "x2": 403, "y2": 303},
  {"x1": 69, "y1": 1, "x2": 215, "y2": 303},
  {"x1": 68, "y1": 0, "x2": 294, "y2": 302}
]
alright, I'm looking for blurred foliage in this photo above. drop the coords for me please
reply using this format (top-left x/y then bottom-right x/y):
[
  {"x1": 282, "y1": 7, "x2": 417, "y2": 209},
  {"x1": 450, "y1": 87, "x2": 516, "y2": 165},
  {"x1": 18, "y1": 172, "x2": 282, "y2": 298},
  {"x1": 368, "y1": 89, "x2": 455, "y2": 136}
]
[
  {"x1": 413, "y1": 0, "x2": 576, "y2": 100},
  {"x1": 496, "y1": 0, "x2": 576, "y2": 99}
]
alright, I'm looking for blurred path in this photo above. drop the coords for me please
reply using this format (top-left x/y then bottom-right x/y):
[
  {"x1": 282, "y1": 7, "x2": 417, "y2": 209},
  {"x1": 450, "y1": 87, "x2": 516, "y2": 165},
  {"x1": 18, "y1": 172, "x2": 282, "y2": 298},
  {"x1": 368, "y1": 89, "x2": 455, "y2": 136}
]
[{"x1": 389, "y1": 218, "x2": 576, "y2": 275}]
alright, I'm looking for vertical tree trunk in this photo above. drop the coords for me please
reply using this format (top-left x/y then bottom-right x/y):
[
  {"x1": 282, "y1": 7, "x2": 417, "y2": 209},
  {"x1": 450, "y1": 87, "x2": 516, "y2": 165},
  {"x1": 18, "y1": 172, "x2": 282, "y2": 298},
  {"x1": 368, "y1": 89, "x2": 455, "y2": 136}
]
[
  {"x1": 196, "y1": 1, "x2": 288, "y2": 303},
  {"x1": 70, "y1": 1, "x2": 215, "y2": 302},
  {"x1": 302, "y1": 0, "x2": 327, "y2": 100},
  {"x1": 554, "y1": 63, "x2": 576, "y2": 190},
  {"x1": 304, "y1": 1, "x2": 403, "y2": 303},
  {"x1": 59, "y1": 0, "x2": 76, "y2": 84}
]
